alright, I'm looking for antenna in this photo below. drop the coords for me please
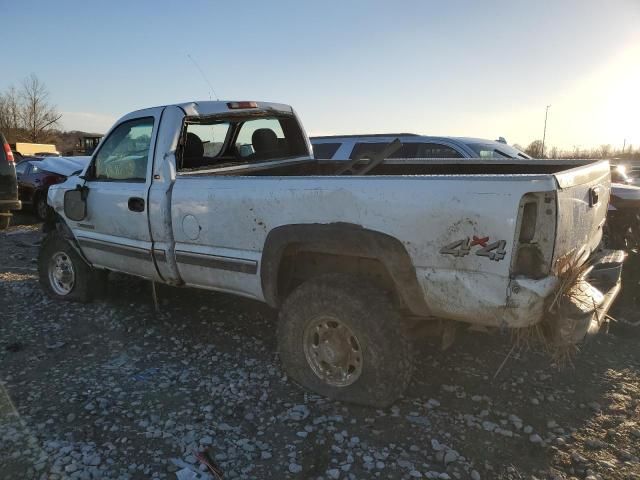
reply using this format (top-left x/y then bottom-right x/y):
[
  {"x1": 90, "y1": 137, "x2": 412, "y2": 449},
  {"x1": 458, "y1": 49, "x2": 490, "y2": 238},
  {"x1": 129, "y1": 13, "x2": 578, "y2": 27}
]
[{"x1": 187, "y1": 54, "x2": 219, "y2": 101}]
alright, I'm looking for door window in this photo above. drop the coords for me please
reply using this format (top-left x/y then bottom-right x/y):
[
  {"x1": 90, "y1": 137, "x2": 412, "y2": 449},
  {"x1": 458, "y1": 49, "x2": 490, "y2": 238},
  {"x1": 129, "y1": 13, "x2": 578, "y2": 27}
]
[{"x1": 92, "y1": 117, "x2": 154, "y2": 181}]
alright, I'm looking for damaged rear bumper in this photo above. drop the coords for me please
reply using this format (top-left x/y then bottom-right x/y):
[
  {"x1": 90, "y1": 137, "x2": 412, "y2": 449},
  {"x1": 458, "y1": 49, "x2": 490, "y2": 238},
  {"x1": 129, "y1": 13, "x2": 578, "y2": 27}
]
[
  {"x1": 418, "y1": 250, "x2": 624, "y2": 344},
  {"x1": 550, "y1": 249, "x2": 625, "y2": 346}
]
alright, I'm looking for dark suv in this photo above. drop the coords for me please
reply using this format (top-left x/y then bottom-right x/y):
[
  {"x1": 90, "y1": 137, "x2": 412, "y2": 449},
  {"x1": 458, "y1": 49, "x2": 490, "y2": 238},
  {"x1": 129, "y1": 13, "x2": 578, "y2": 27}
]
[{"x1": 0, "y1": 133, "x2": 21, "y2": 229}]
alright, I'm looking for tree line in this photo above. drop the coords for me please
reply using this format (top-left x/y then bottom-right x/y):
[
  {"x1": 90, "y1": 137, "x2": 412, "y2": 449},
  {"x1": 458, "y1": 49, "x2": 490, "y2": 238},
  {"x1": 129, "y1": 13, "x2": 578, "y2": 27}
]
[
  {"x1": 516, "y1": 140, "x2": 640, "y2": 160},
  {"x1": 1, "y1": 75, "x2": 638, "y2": 161},
  {"x1": 0, "y1": 74, "x2": 62, "y2": 144}
]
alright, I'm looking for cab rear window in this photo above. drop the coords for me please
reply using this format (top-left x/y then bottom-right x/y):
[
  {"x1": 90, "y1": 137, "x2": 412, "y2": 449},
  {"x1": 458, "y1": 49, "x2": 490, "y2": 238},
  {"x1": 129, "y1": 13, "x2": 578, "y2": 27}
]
[{"x1": 180, "y1": 115, "x2": 308, "y2": 171}]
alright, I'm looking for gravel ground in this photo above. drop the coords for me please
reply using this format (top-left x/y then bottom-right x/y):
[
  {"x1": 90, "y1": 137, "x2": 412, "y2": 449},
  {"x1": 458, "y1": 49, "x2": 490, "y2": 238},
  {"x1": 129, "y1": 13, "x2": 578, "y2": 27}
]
[{"x1": 1, "y1": 213, "x2": 639, "y2": 480}]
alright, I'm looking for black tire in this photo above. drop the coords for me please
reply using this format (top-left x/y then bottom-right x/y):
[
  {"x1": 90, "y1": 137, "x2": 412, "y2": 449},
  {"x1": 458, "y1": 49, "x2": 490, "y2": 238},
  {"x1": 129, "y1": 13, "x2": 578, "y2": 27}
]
[
  {"x1": 34, "y1": 192, "x2": 52, "y2": 221},
  {"x1": 38, "y1": 231, "x2": 102, "y2": 302},
  {"x1": 277, "y1": 273, "x2": 414, "y2": 408},
  {"x1": 0, "y1": 212, "x2": 9, "y2": 230}
]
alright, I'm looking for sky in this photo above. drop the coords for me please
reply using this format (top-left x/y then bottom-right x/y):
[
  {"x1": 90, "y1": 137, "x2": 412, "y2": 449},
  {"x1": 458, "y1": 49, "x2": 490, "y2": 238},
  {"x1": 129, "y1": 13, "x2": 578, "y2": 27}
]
[{"x1": 1, "y1": 0, "x2": 639, "y2": 150}]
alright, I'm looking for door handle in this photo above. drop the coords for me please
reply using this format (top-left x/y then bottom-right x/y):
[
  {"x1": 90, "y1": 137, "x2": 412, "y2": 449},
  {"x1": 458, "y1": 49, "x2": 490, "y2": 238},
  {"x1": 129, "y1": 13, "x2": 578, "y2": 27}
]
[{"x1": 128, "y1": 197, "x2": 145, "y2": 212}]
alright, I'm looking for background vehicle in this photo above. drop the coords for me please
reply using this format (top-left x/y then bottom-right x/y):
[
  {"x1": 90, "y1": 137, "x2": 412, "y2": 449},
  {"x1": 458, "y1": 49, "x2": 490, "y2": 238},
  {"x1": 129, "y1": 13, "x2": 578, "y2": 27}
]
[
  {"x1": 0, "y1": 133, "x2": 21, "y2": 229},
  {"x1": 41, "y1": 100, "x2": 619, "y2": 407},
  {"x1": 311, "y1": 133, "x2": 531, "y2": 160},
  {"x1": 15, "y1": 156, "x2": 89, "y2": 220},
  {"x1": 597, "y1": 165, "x2": 640, "y2": 251},
  {"x1": 10, "y1": 142, "x2": 59, "y2": 157},
  {"x1": 73, "y1": 135, "x2": 103, "y2": 156},
  {"x1": 606, "y1": 183, "x2": 640, "y2": 251},
  {"x1": 34, "y1": 151, "x2": 61, "y2": 157},
  {"x1": 610, "y1": 164, "x2": 634, "y2": 185}
]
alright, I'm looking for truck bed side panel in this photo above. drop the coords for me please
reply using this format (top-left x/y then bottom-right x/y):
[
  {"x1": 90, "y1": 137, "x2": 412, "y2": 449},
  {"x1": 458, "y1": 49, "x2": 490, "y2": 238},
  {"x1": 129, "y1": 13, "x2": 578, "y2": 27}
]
[{"x1": 170, "y1": 175, "x2": 556, "y2": 318}]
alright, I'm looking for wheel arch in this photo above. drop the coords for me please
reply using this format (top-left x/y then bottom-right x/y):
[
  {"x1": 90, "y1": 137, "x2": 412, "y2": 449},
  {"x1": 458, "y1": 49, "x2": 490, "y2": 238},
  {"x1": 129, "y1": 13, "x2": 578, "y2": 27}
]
[
  {"x1": 43, "y1": 212, "x2": 94, "y2": 267},
  {"x1": 260, "y1": 222, "x2": 430, "y2": 316}
]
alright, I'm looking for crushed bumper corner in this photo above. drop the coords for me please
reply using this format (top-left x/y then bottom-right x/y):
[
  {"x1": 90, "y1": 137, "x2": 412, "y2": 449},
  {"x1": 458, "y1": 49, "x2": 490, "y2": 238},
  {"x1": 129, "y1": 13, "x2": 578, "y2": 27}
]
[{"x1": 550, "y1": 249, "x2": 625, "y2": 346}]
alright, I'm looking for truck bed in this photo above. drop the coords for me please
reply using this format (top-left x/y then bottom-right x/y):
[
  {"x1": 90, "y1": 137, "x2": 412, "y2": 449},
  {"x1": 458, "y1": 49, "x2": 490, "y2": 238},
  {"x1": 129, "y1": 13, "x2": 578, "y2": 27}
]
[{"x1": 179, "y1": 157, "x2": 602, "y2": 178}]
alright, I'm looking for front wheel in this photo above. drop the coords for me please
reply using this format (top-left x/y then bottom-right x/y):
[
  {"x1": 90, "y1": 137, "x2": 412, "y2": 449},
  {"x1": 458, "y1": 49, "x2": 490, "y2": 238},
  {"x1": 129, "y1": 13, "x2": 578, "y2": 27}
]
[
  {"x1": 38, "y1": 231, "x2": 103, "y2": 302},
  {"x1": 277, "y1": 273, "x2": 414, "y2": 408}
]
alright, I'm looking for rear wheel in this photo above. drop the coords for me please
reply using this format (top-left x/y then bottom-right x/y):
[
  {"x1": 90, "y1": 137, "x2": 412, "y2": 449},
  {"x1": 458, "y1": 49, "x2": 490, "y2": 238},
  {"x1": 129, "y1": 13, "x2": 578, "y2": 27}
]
[
  {"x1": 277, "y1": 273, "x2": 414, "y2": 408},
  {"x1": 38, "y1": 231, "x2": 103, "y2": 302}
]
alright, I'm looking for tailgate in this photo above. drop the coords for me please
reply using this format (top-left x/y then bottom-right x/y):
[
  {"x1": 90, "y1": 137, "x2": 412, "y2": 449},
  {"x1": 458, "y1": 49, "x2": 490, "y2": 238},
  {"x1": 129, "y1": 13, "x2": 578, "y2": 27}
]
[{"x1": 553, "y1": 160, "x2": 610, "y2": 268}]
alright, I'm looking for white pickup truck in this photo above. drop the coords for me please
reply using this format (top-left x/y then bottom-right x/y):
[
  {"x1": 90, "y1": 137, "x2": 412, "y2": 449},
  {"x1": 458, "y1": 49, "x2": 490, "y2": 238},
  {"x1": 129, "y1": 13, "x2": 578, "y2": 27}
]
[{"x1": 41, "y1": 100, "x2": 623, "y2": 407}]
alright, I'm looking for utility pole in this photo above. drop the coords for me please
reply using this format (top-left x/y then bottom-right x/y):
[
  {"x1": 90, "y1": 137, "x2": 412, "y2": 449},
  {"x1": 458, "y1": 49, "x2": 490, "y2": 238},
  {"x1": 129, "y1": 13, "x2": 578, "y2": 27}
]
[
  {"x1": 622, "y1": 138, "x2": 626, "y2": 154},
  {"x1": 541, "y1": 105, "x2": 551, "y2": 158}
]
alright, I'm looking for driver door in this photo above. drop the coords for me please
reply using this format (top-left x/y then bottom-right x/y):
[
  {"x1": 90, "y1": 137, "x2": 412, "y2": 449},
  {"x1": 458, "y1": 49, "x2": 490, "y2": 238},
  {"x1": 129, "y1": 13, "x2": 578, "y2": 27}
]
[{"x1": 70, "y1": 114, "x2": 160, "y2": 279}]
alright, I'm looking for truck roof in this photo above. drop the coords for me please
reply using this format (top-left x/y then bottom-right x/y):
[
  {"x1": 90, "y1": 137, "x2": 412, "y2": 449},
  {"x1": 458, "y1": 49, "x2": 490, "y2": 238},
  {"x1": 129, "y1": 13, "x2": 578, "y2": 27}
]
[{"x1": 121, "y1": 100, "x2": 294, "y2": 122}]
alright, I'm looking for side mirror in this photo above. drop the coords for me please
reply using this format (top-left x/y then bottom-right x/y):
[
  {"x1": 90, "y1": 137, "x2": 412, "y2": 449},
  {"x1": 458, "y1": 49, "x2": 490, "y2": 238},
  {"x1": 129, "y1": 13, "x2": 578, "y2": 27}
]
[{"x1": 64, "y1": 188, "x2": 87, "y2": 221}]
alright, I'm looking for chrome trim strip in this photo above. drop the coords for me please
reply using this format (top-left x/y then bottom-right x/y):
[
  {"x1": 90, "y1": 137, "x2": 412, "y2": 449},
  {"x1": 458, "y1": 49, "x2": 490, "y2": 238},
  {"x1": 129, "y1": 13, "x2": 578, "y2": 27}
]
[
  {"x1": 175, "y1": 250, "x2": 258, "y2": 274},
  {"x1": 77, "y1": 237, "x2": 151, "y2": 261}
]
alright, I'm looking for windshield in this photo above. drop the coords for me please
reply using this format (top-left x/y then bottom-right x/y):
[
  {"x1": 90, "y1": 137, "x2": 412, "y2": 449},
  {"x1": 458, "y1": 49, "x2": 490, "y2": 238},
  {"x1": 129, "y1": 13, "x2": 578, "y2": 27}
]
[{"x1": 466, "y1": 142, "x2": 531, "y2": 159}]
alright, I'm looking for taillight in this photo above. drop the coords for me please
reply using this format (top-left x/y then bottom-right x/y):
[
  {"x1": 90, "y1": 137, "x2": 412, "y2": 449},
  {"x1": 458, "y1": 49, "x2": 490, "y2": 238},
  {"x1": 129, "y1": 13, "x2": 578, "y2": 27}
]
[
  {"x1": 227, "y1": 101, "x2": 258, "y2": 109},
  {"x1": 512, "y1": 192, "x2": 556, "y2": 279},
  {"x1": 3, "y1": 143, "x2": 14, "y2": 163},
  {"x1": 45, "y1": 173, "x2": 67, "y2": 186}
]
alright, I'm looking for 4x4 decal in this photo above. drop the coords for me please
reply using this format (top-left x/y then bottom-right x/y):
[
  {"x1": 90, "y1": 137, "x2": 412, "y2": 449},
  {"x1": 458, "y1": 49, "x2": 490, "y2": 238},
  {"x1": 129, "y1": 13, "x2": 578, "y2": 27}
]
[{"x1": 440, "y1": 236, "x2": 507, "y2": 261}]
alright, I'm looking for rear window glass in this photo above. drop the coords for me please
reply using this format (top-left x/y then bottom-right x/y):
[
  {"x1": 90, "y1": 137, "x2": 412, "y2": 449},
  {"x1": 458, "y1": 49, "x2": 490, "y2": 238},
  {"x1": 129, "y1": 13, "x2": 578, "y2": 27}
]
[
  {"x1": 350, "y1": 142, "x2": 462, "y2": 159},
  {"x1": 312, "y1": 143, "x2": 341, "y2": 159},
  {"x1": 187, "y1": 123, "x2": 230, "y2": 158},
  {"x1": 180, "y1": 115, "x2": 308, "y2": 171},
  {"x1": 235, "y1": 118, "x2": 286, "y2": 159}
]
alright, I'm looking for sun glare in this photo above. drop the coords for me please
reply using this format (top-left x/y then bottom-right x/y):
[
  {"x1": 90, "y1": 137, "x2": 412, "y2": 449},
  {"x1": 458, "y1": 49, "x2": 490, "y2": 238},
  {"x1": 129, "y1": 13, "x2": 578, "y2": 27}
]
[{"x1": 601, "y1": 52, "x2": 640, "y2": 146}]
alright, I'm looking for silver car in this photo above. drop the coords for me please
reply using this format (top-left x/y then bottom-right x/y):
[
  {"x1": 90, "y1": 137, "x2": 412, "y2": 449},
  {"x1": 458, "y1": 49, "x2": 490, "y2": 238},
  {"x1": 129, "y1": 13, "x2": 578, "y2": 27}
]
[{"x1": 311, "y1": 133, "x2": 531, "y2": 160}]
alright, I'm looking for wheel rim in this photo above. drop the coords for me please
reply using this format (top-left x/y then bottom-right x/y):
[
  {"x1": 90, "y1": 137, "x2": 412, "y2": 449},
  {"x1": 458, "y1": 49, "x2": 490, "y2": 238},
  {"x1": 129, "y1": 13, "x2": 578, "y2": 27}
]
[
  {"x1": 303, "y1": 315, "x2": 363, "y2": 387},
  {"x1": 48, "y1": 251, "x2": 75, "y2": 295},
  {"x1": 36, "y1": 197, "x2": 48, "y2": 220}
]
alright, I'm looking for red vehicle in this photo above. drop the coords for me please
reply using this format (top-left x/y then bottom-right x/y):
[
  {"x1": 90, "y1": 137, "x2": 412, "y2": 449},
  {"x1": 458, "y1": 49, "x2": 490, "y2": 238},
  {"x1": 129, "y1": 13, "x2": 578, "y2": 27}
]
[
  {"x1": 15, "y1": 159, "x2": 68, "y2": 220},
  {"x1": 14, "y1": 156, "x2": 89, "y2": 220},
  {"x1": 0, "y1": 133, "x2": 20, "y2": 229}
]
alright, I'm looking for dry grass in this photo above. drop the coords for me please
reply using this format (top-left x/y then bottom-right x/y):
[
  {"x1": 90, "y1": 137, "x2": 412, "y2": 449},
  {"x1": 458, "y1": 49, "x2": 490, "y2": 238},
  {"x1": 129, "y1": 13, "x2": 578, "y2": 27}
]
[{"x1": 511, "y1": 253, "x2": 594, "y2": 366}]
